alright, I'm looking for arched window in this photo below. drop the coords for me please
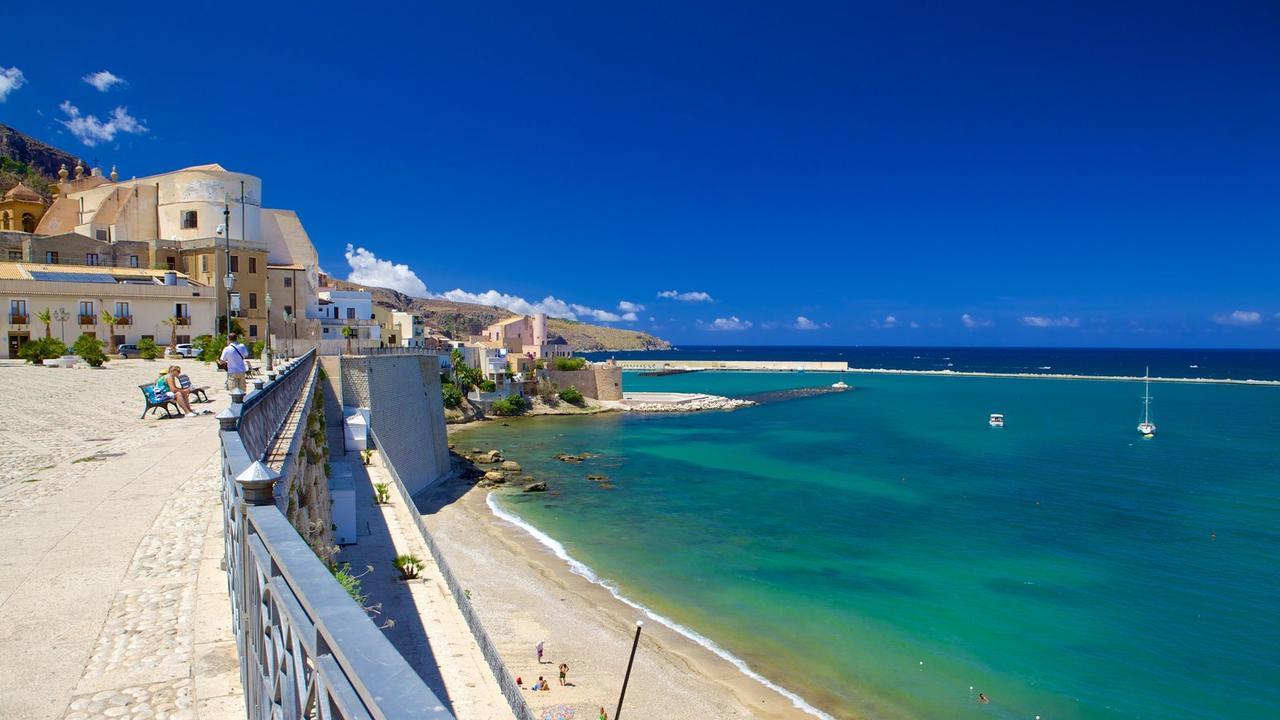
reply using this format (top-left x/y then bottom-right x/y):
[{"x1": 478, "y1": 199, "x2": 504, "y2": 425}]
[
  {"x1": 21, "y1": 213, "x2": 36, "y2": 233},
  {"x1": 1, "y1": 211, "x2": 9, "y2": 230}
]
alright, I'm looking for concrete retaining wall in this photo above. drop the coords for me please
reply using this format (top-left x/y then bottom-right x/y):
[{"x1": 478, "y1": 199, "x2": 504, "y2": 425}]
[{"x1": 545, "y1": 364, "x2": 623, "y2": 400}]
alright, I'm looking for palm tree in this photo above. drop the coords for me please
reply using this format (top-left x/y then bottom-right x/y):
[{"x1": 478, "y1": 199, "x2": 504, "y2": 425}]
[
  {"x1": 36, "y1": 308, "x2": 52, "y2": 339},
  {"x1": 341, "y1": 325, "x2": 355, "y2": 354},
  {"x1": 100, "y1": 309, "x2": 120, "y2": 354},
  {"x1": 161, "y1": 316, "x2": 180, "y2": 355}
]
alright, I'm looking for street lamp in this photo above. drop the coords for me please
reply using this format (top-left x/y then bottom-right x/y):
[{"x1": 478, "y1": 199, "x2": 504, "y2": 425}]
[
  {"x1": 615, "y1": 620, "x2": 644, "y2": 720},
  {"x1": 224, "y1": 271, "x2": 235, "y2": 338},
  {"x1": 52, "y1": 308, "x2": 70, "y2": 343},
  {"x1": 265, "y1": 291, "x2": 273, "y2": 370}
]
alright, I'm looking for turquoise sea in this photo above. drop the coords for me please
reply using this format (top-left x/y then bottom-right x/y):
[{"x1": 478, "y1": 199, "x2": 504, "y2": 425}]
[{"x1": 456, "y1": 371, "x2": 1280, "y2": 720}]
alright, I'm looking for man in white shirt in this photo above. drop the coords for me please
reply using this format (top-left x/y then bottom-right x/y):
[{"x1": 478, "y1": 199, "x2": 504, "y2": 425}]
[{"x1": 221, "y1": 333, "x2": 250, "y2": 392}]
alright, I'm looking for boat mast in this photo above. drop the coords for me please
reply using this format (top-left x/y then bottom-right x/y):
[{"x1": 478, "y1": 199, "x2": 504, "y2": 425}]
[{"x1": 1142, "y1": 366, "x2": 1152, "y2": 425}]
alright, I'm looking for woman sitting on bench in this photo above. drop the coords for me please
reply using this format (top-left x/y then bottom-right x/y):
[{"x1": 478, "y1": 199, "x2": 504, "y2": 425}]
[{"x1": 156, "y1": 365, "x2": 200, "y2": 418}]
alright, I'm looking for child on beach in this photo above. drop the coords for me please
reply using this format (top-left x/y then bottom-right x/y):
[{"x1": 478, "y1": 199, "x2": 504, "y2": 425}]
[
  {"x1": 598, "y1": 708, "x2": 607, "y2": 720},
  {"x1": 536, "y1": 640, "x2": 545, "y2": 663},
  {"x1": 559, "y1": 662, "x2": 568, "y2": 686}
]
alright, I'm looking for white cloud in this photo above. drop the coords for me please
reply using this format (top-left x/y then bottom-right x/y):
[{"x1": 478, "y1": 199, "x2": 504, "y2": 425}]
[
  {"x1": 82, "y1": 70, "x2": 126, "y2": 92},
  {"x1": 658, "y1": 290, "x2": 713, "y2": 302},
  {"x1": 0, "y1": 67, "x2": 25, "y2": 102},
  {"x1": 344, "y1": 244, "x2": 428, "y2": 296},
  {"x1": 618, "y1": 300, "x2": 645, "y2": 313},
  {"x1": 794, "y1": 316, "x2": 820, "y2": 331},
  {"x1": 708, "y1": 316, "x2": 752, "y2": 331},
  {"x1": 909, "y1": 321, "x2": 920, "y2": 329},
  {"x1": 1021, "y1": 315, "x2": 1080, "y2": 328},
  {"x1": 57, "y1": 101, "x2": 147, "y2": 146},
  {"x1": 961, "y1": 313, "x2": 993, "y2": 329},
  {"x1": 432, "y1": 290, "x2": 636, "y2": 323},
  {"x1": 1213, "y1": 310, "x2": 1262, "y2": 326}
]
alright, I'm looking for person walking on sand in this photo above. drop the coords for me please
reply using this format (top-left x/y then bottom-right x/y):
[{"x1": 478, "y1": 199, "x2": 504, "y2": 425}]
[
  {"x1": 598, "y1": 707, "x2": 607, "y2": 720},
  {"x1": 220, "y1": 333, "x2": 250, "y2": 393},
  {"x1": 558, "y1": 662, "x2": 568, "y2": 686},
  {"x1": 536, "y1": 640, "x2": 545, "y2": 664}
]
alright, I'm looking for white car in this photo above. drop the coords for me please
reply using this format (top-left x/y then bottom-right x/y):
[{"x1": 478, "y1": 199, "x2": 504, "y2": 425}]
[{"x1": 174, "y1": 343, "x2": 202, "y2": 358}]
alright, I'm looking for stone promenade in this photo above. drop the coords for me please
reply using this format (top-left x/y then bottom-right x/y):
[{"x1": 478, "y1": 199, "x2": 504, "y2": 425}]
[{"x1": 0, "y1": 360, "x2": 242, "y2": 720}]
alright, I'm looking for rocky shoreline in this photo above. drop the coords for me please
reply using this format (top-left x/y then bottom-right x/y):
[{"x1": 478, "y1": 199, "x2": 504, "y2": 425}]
[{"x1": 618, "y1": 393, "x2": 755, "y2": 412}]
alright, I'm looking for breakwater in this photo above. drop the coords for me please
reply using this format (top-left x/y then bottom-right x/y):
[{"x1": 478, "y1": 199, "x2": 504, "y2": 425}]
[{"x1": 617, "y1": 359, "x2": 851, "y2": 372}]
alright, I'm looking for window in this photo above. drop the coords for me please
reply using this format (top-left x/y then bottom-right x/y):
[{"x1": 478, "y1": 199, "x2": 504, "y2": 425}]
[
  {"x1": 176, "y1": 334, "x2": 190, "y2": 344},
  {"x1": 249, "y1": 292, "x2": 258, "y2": 310},
  {"x1": 10, "y1": 299, "x2": 27, "y2": 319},
  {"x1": 283, "y1": 304, "x2": 293, "y2": 318},
  {"x1": 181, "y1": 210, "x2": 197, "y2": 229},
  {"x1": 95, "y1": 229, "x2": 108, "y2": 242},
  {"x1": 175, "y1": 302, "x2": 190, "y2": 318},
  {"x1": 113, "y1": 334, "x2": 125, "y2": 347},
  {"x1": 166, "y1": 257, "x2": 176, "y2": 271},
  {"x1": 114, "y1": 302, "x2": 130, "y2": 320},
  {"x1": 283, "y1": 275, "x2": 292, "y2": 288},
  {"x1": 248, "y1": 257, "x2": 257, "y2": 274},
  {"x1": 201, "y1": 255, "x2": 208, "y2": 273},
  {"x1": 249, "y1": 324, "x2": 258, "y2": 338},
  {"x1": 140, "y1": 334, "x2": 154, "y2": 342},
  {"x1": 45, "y1": 251, "x2": 59, "y2": 264},
  {"x1": 0, "y1": 211, "x2": 8, "y2": 229},
  {"x1": 229, "y1": 255, "x2": 239, "y2": 272},
  {"x1": 21, "y1": 213, "x2": 35, "y2": 233},
  {"x1": 78, "y1": 301, "x2": 95, "y2": 323},
  {"x1": 7, "y1": 250, "x2": 20, "y2": 261},
  {"x1": 346, "y1": 307, "x2": 356, "y2": 320},
  {"x1": 129, "y1": 255, "x2": 139, "y2": 268},
  {"x1": 86, "y1": 253, "x2": 100, "y2": 266}
]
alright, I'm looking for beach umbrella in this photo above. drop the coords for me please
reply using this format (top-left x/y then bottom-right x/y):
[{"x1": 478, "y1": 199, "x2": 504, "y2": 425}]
[{"x1": 541, "y1": 704, "x2": 575, "y2": 720}]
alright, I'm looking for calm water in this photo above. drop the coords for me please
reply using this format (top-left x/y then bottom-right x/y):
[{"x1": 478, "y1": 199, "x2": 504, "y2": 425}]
[
  {"x1": 457, "y1": 371, "x2": 1280, "y2": 720},
  {"x1": 583, "y1": 346, "x2": 1280, "y2": 381}
]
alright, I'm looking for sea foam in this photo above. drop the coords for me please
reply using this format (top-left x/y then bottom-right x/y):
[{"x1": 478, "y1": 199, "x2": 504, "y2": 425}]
[{"x1": 486, "y1": 492, "x2": 836, "y2": 720}]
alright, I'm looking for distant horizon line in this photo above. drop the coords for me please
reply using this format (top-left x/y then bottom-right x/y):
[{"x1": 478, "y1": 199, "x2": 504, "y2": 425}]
[{"x1": 592, "y1": 343, "x2": 1280, "y2": 352}]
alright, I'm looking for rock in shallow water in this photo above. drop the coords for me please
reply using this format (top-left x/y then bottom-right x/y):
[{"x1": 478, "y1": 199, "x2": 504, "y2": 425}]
[{"x1": 523, "y1": 481, "x2": 548, "y2": 492}]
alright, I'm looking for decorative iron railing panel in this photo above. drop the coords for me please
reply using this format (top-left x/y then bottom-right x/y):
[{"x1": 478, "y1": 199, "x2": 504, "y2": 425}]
[{"x1": 220, "y1": 350, "x2": 455, "y2": 720}]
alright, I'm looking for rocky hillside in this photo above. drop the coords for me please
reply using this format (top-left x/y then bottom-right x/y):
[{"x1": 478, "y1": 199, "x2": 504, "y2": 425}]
[
  {"x1": 0, "y1": 125, "x2": 83, "y2": 200},
  {"x1": 331, "y1": 278, "x2": 670, "y2": 352}
]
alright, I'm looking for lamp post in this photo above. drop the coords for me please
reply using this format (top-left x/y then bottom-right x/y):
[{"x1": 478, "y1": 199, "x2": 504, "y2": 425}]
[
  {"x1": 52, "y1": 308, "x2": 70, "y2": 343},
  {"x1": 224, "y1": 271, "x2": 235, "y2": 338},
  {"x1": 223, "y1": 197, "x2": 232, "y2": 335},
  {"x1": 615, "y1": 620, "x2": 644, "y2": 720},
  {"x1": 265, "y1": 291, "x2": 273, "y2": 370}
]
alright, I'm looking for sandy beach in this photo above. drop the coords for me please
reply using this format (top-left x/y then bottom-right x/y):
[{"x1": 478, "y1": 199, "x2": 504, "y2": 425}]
[{"x1": 419, "y1": 477, "x2": 830, "y2": 720}]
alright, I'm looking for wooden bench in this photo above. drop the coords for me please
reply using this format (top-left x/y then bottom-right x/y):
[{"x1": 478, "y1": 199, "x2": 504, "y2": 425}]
[
  {"x1": 139, "y1": 384, "x2": 180, "y2": 419},
  {"x1": 179, "y1": 374, "x2": 211, "y2": 404}
]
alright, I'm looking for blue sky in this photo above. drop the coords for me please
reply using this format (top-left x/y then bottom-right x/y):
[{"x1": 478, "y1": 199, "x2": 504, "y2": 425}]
[{"x1": 2, "y1": 2, "x2": 1277, "y2": 347}]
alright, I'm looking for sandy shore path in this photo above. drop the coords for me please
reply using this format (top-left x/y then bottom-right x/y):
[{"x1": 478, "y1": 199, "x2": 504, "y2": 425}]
[{"x1": 420, "y1": 478, "x2": 823, "y2": 720}]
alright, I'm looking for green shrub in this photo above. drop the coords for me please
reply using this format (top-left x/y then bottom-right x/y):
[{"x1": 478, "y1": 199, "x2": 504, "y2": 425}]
[
  {"x1": 72, "y1": 334, "x2": 108, "y2": 367},
  {"x1": 558, "y1": 386, "x2": 585, "y2": 406},
  {"x1": 197, "y1": 334, "x2": 227, "y2": 362},
  {"x1": 490, "y1": 394, "x2": 528, "y2": 416},
  {"x1": 480, "y1": 379, "x2": 497, "y2": 392},
  {"x1": 330, "y1": 563, "x2": 368, "y2": 605},
  {"x1": 250, "y1": 340, "x2": 265, "y2": 359},
  {"x1": 553, "y1": 357, "x2": 587, "y2": 371},
  {"x1": 442, "y1": 383, "x2": 463, "y2": 409},
  {"x1": 137, "y1": 337, "x2": 163, "y2": 360},
  {"x1": 18, "y1": 337, "x2": 67, "y2": 364}
]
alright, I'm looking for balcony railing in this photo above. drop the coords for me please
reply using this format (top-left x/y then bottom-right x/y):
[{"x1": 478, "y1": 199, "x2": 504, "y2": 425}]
[
  {"x1": 9, "y1": 314, "x2": 28, "y2": 325},
  {"x1": 175, "y1": 316, "x2": 191, "y2": 325},
  {"x1": 115, "y1": 315, "x2": 133, "y2": 326},
  {"x1": 78, "y1": 314, "x2": 96, "y2": 325}
]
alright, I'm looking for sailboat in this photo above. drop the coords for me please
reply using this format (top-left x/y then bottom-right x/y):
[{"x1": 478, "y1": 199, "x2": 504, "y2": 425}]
[{"x1": 1137, "y1": 367, "x2": 1156, "y2": 437}]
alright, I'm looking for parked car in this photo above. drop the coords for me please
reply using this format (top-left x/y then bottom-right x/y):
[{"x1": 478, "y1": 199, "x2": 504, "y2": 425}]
[
  {"x1": 117, "y1": 343, "x2": 139, "y2": 358},
  {"x1": 174, "y1": 343, "x2": 201, "y2": 358}
]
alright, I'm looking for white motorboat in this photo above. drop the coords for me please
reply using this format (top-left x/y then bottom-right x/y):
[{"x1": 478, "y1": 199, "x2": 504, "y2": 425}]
[
  {"x1": 832, "y1": 381, "x2": 849, "y2": 389},
  {"x1": 989, "y1": 413, "x2": 1004, "y2": 428}
]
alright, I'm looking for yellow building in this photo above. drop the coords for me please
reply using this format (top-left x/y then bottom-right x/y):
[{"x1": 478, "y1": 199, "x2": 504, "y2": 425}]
[
  {"x1": 0, "y1": 262, "x2": 215, "y2": 357},
  {"x1": 0, "y1": 182, "x2": 47, "y2": 233}
]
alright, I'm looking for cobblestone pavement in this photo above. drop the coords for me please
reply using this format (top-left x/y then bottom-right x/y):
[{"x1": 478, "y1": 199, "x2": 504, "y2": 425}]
[{"x1": 0, "y1": 364, "x2": 242, "y2": 720}]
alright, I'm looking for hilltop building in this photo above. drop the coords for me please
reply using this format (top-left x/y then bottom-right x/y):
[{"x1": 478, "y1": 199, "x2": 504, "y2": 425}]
[
  {"x1": 0, "y1": 160, "x2": 320, "y2": 346},
  {"x1": 373, "y1": 306, "x2": 433, "y2": 348},
  {"x1": 480, "y1": 313, "x2": 573, "y2": 360},
  {"x1": 313, "y1": 278, "x2": 380, "y2": 349},
  {"x1": 1, "y1": 263, "x2": 214, "y2": 357}
]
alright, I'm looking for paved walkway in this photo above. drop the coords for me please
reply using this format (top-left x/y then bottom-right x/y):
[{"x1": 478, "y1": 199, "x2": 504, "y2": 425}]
[
  {"x1": 336, "y1": 453, "x2": 511, "y2": 720},
  {"x1": 0, "y1": 362, "x2": 242, "y2": 720}
]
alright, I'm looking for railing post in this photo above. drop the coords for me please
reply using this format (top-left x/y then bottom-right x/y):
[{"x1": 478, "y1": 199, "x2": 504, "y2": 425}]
[
  {"x1": 236, "y1": 460, "x2": 280, "y2": 505},
  {"x1": 253, "y1": 378, "x2": 265, "y2": 392}
]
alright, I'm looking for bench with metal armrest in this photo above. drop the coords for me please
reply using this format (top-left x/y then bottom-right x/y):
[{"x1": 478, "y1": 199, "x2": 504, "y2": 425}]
[
  {"x1": 178, "y1": 374, "x2": 211, "y2": 403},
  {"x1": 138, "y1": 384, "x2": 180, "y2": 419}
]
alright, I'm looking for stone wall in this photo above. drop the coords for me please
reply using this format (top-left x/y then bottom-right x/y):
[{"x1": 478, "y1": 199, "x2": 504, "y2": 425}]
[
  {"x1": 342, "y1": 354, "x2": 450, "y2": 495},
  {"x1": 277, "y1": 375, "x2": 335, "y2": 562},
  {"x1": 545, "y1": 363, "x2": 623, "y2": 400}
]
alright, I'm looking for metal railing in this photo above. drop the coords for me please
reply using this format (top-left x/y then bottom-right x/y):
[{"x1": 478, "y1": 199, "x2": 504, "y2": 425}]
[
  {"x1": 370, "y1": 425, "x2": 536, "y2": 720},
  {"x1": 8, "y1": 314, "x2": 28, "y2": 325},
  {"x1": 218, "y1": 349, "x2": 454, "y2": 720}
]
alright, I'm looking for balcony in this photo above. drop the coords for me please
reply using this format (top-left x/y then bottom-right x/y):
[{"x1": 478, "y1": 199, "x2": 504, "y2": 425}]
[
  {"x1": 78, "y1": 315, "x2": 96, "y2": 325},
  {"x1": 175, "y1": 316, "x2": 191, "y2": 326},
  {"x1": 115, "y1": 315, "x2": 133, "y2": 326},
  {"x1": 9, "y1": 314, "x2": 29, "y2": 325}
]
